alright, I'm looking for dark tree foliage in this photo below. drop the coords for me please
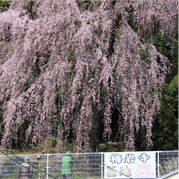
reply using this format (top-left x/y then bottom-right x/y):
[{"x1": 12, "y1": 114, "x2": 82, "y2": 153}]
[
  {"x1": 152, "y1": 30, "x2": 178, "y2": 151},
  {"x1": 153, "y1": 33, "x2": 178, "y2": 83},
  {"x1": 0, "y1": 0, "x2": 10, "y2": 12},
  {"x1": 152, "y1": 75, "x2": 178, "y2": 150}
]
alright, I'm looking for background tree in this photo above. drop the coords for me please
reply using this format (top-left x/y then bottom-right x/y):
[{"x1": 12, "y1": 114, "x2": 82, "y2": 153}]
[
  {"x1": 0, "y1": 0, "x2": 177, "y2": 152},
  {"x1": 126, "y1": 0, "x2": 178, "y2": 151},
  {"x1": 152, "y1": 75, "x2": 178, "y2": 150}
]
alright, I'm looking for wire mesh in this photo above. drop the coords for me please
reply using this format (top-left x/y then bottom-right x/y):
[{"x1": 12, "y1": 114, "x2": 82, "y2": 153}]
[
  {"x1": 0, "y1": 154, "x2": 41, "y2": 179},
  {"x1": 158, "y1": 151, "x2": 178, "y2": 177},
  {"x1": 0, "y1": 151, "x2": 178, "y2": 179},
  {"x1": 47, "y1": 153, "x2": 102, "y2": 179}
]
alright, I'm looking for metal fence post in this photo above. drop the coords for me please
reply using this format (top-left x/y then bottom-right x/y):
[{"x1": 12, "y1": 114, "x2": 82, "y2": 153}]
[
  {"x1": 47, "y1": 154, "x2": 49, "y2": 179},
  {"x1": 101, "y1": 152, "x2": 103, "y2": 179},
  {"x1": 157, "y1": 151, "x2": 160, "y2": 178}
]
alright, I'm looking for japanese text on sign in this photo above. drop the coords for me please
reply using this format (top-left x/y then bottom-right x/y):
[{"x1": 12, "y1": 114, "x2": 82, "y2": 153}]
[{"x1": 104, "y1": 152, "x2": 156, "y2": 179}]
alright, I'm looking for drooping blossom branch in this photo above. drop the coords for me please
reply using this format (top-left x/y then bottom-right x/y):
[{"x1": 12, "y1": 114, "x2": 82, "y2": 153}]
[{"x1": 0, "y1": 0, "x2": 175, "y2": 151}]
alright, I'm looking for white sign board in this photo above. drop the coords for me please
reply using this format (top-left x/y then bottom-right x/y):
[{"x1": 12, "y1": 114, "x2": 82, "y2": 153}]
[{"x1": 104, "y1": 152, "x2": 156, "y2": 179}]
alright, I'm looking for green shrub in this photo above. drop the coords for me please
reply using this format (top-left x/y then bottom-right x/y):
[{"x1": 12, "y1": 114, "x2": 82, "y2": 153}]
[{"x1": 0, "y1": 0, "x2": 10, "y2": 12}]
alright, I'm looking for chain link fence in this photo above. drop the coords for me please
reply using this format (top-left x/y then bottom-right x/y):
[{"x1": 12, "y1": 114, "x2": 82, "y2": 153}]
[
  {"x1": 156, "y1": 151, "x2": 178, "y2": 177},
  {"x1": 0, "y1": 151, "x2": 178, "y2": 179}
]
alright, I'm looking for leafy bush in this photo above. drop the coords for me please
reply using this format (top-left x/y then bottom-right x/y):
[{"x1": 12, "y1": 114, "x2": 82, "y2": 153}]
[
  {"x1": 0, "y1": 0, "x2": 10, "y2": 12},
  {"x1": 99, "y1": 141, "x2": 124, "y2": 152}
]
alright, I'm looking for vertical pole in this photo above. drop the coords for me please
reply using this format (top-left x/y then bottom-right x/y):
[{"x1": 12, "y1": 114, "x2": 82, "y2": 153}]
[
  {"x1": 39, "y1": 162, "x2": 40, "y2": 179},
  {"x1": 47, "y1": 154, "x2": 49, "y2": 179},
  {"x1": 37, "y1": 155, "x2": 41, "y2": 179},
  {"x1": 101, "y1": 152, "x2": 104, "y2": 179},
  {"x1": 157, "y1": 151, "x2": 160, "y2": 178}
]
